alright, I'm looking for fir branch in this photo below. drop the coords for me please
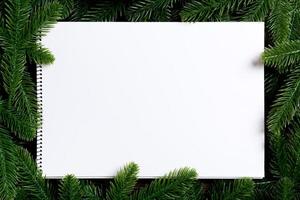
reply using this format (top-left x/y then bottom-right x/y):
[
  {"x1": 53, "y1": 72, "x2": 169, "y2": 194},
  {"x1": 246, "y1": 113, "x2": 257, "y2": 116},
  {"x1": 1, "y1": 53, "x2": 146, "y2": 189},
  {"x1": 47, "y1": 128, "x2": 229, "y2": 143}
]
[
  {"x1": 290, "y1": 0, "x2": 300, "y2": 40},
  {"x1": 0, "y1": 125, "x2": 17, "y2": 200},
  {"x1": 263, "y1": 40, "x2": 300, "y2": 73},
  {"x1": 26, "y1": 1, "x2": 62, "y2": 39},
  {"x1": 65, "y1": 1, "x2": 90, "y2": 21},
  {"x1": 81, "y1": 182, "x2": 102, "y2": 200},
  {"x1": 210, "y1": 179, "x2": 255, "y2": 200},
  {"x1": 268, "y1": 0, "x2": 293, "y2": 44},
  {"x1": 274, "y1": 177, "x2": 295, "y2": 200},
  {"x1": 1, "y1": 49, "x2": 27, "y2": 109},
  {"x1": 59, "y1": 175, "x2": 82, "y2": 200},
  {"x1": 16, "y1": 147, "x2": 51, "y2": 200},
  {"x1": 128, "y1": 0, "x2": 178, "y2": 21},
  {"x1": 83, "y1": 0, "x2": 125, "y2": 21},
  {"x1": 16, "y1": 70, "x2": 39, "y2": 127},
  {"x1": 0, "y1": 104, "x2": 36, "y2": 141},
  {"x1": 4, "y1": 0, "x2": 31, "y2": 40},
  {"x1": 254, "y1": 181, "x2": 275, "y2": 200},
  {"x1": 0, "y1": 54, "x2": 38, "y2": 141},
  {"x1": 286, "y1": 117, "x2": 300, "y2": 182},
  {"x1": 267, "y1": 69, "x2": 300, "y2": 134},
  {"x1": 240, "y1": 0, "x2": 274, "y2": 21},
  {"x1": 27, "y1": 43, "x2": 55, "y2": 65},
  {"x1": 181, "y1": 182, "x2": 204, "y2": 200},
  {"x1": 57, "y1": 0, "x2": 76, "y2": 19},
  {"x1": 0, "y1": 0, "x2": 40, "y2": 140},
  {"x1": 129, "y1": 167, "x2": 197, "y2": 200},
  {"x1": 15, "y1": 188, "x2": 29, "y2": 200},
  {"x1": 180, "y1": 0, "x2": 252, "y2": 22},
  {"x1": 293, "y1": 154, "x2": 300, "y2": 191},
  {"x1": 270, "y1": 126, "x2": 300, "y2": 177},
  {"x1": 180, "y1": 0, "x2": 230, "y2": 22},
  {"x1": 0, "y1": 70, "x2": 38, "y2": 141},
  {"x1": 106, "y1": 162, "x2": 139, "y2": 200}
]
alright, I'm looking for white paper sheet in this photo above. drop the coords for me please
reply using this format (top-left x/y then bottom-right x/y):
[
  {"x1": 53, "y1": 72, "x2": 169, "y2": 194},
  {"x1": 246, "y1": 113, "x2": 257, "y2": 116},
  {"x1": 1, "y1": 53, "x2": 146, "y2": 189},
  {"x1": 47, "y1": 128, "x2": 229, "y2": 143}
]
[{"x1": 40, "y1": 22, "x2": 264, "y2": 178}]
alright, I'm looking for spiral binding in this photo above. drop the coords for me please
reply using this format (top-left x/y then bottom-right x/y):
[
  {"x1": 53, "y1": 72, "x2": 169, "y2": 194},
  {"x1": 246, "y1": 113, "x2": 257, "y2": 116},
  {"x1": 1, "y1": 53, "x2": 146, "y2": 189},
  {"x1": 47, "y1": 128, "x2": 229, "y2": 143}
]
[{"x1": 36, "y1": 64, "x2": 43, "y2": 170}]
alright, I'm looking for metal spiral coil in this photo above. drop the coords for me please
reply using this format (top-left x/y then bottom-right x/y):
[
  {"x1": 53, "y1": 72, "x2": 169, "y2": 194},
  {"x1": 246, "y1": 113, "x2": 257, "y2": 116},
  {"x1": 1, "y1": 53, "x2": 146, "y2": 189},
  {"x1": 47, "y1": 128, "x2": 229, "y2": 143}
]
[{"x1": 36, "y1": 65, "x2": 43, "y2": 170}]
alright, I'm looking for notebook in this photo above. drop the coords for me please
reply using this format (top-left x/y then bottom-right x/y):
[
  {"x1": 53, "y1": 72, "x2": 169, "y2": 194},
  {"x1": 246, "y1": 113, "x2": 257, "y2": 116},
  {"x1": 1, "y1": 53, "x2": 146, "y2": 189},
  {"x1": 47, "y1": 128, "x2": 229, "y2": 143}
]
[{"x1": 38, "y1": 22, "x2": 264, "y2": 178}]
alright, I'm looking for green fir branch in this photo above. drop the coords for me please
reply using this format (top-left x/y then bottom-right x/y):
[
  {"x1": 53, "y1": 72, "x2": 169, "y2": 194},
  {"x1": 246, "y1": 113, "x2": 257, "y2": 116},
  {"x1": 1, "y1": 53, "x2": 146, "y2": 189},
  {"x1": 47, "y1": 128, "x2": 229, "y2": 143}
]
[
  {"x1": 83, "y1": 0, "x2": 126, "y2": 21},
  {"x1": 15, "y1": 188, "x2": 29, "y2": 200},
  {"x1": 128, "y1": 0, "x2": 178, "y2": 21},
  {"x1": 81, "y1": 182, "x2": 103, "y2": 200},
  {"x1": 210, "y1": 179, "x2": 255, "y2": 200},
  {"x1": 290, "y1": 0, "x2": 300, "y2": 40},
  {"x1": 240, "y1": 0, "x2": 274, "y2": 21},
  {"x1": 274, "y1": 177, "x2": 295, "y2": 200},
  {"x1": 26, "y1": 1, "x2": 62, "y2": 39},
  {"x1": 27, "y1": 43, "x2": 55, "y2": 65},
  {"x1": 129, "y1": 167, "x2": 197, "y2": 200},
  {"x1": 270, "y1": 124, "x2": 300, "y2": 178},
  {"x1": 106, "y1": 162, "x2": 139, "y2": 200},
  {"x1": 59, "y1": 175, "x2": 82, "y2": 200},
  {"x1": 267, "y1": 69, "x2": 300, "y2": 134},
  {"x1": 254, "y1": 181, "x2": 276, "y2": 200},
  {"x1": 16, "y1": 147, "x2": 51, "y2": 200},
  {"x1": 4, "y1": 0, "x2": 31, "y2": 40},
  {"x1": 0, "y1": 125, "x2": 17, "y2": 200},
  {"x1": 181, "y1": 182, "x2": 204, "y2": 200},
  {"x1": 263, "y1": 40, "x2": 300, "y2": 73},
  {"x1": 57, "y1": 0, "x2": 76, "y2": 19},
  {"x1": 267, "y1": 0, "x2": 293, "y2": 44},
  {"x1": 180, "y1": 0, "x2": 252, "y2": 22},
  {"x1": 0, "y1": 105, "x2": 36, "y2": 141}
]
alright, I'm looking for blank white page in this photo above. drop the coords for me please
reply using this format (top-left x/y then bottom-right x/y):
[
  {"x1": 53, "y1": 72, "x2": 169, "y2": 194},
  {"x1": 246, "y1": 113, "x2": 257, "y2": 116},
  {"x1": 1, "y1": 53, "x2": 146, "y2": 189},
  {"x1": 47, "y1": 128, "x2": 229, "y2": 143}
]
[{"x1": 40, "y1": 22, "x2": 264, "y2": 178}]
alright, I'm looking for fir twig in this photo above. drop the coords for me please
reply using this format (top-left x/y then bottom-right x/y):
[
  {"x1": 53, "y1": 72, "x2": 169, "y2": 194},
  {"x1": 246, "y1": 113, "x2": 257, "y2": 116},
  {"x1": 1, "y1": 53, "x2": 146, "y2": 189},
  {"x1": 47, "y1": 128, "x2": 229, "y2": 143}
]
[
  {"x1": 59, "y1": 175, "x2": 82, "y2": 200},
  {"x1": 16, "y1": 147, "x2": 51, "y2": 200},
  {"x1": 267, "y1": 69, "x2": 300, "y2": 134},
  {"x1": 263, "y1": 40, "x2": 300, "y2": 73},
  {"x1": 0, "y1": 125, "x2": 17, "y2": 199},
  {"x1": 129, "y1": 167, "x2": 197, "y2": 200},
  {"x1": 106, "y1": 162, "x2": 139, "y2": 200}
]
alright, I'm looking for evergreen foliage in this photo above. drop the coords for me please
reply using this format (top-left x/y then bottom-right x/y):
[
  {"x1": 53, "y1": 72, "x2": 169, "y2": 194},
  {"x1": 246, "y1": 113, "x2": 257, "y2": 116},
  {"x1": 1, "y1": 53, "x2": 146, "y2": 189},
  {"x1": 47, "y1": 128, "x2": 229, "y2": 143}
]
[
  {"x1": 210, "y1": 179, "x2": 255, "y2": 200},
  {"x1": 180, "y1": 0, "x2": 251, "y2": 22},
  {"x1": 106, "y1": 163, "x2": 138, "y2": 200},
  {"x1": 0, "y1": 0, "x2": 300, "y2": 199},
  {"x1": 267, "y1": 69, "x2": 300, "y2": 134},
  {"x1": 129, "y1": 167, "x2": 197, "y2": 200},
  {"x1": 274, "y1": 177, "x2": 295, "y2": 200},
  {"x1": 83, "y1": 0, "x2": 126, "y2": 21},
  {"x1": 16, "y1": 147, "x2": 51, "y2": 200},
  {"x1": 240, "y1": 0, "x2": 274, "y2": 21},
  {"x1": 81, "y1": 182, "x2": 103, "y2": 200},
  {"x1": 128, "y1": 0, "x2": 178, "y2": 21},
  {"x1": 267, "y1": 0, "x2": 292, "y2": 44},
  {"x1": 0, "y1": 126, "x2": 17, "y2": 200},
  {"x1": 263, "y1": 40, "x2": 300, "y2": 72},
  {"x1": 59, "y1": 175, "x2": 82, "y2": 200}
]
